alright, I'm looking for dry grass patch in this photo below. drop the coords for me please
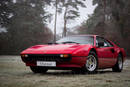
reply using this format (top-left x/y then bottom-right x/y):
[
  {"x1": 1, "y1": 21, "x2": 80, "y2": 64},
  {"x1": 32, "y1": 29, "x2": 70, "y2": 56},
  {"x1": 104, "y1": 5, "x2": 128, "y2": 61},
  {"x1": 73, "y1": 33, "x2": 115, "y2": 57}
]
[{"x1": 0, "y1": 56, "x2": 130, "y2": 87}]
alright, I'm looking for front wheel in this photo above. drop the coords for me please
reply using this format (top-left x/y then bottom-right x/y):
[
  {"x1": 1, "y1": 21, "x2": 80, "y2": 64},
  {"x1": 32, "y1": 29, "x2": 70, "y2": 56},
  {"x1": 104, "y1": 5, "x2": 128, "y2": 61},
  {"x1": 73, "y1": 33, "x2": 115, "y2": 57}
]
[
  {"x1": 30, "y1": 66, "x2": 48, "y2": 73},
  {"x1": 82, "y1": 51, "x2": 98, "y2": 74},
  {"x1": 112, "y1": 54, "x2": 123, "y2": 72}
]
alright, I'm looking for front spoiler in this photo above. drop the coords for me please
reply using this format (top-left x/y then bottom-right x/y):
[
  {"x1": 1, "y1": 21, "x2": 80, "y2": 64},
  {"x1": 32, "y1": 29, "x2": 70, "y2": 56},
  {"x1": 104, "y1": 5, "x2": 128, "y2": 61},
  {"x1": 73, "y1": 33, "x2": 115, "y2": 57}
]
[{"x1": 24, "y1": 56, "x2": 87, "y2": 68}]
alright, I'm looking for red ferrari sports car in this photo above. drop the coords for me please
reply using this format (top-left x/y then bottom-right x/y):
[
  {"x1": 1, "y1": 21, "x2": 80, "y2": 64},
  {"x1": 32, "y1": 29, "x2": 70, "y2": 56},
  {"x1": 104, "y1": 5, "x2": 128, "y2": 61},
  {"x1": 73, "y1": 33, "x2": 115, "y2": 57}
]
[{"x1": 21, "y1": 35, "x2": 126, "y2": 73}]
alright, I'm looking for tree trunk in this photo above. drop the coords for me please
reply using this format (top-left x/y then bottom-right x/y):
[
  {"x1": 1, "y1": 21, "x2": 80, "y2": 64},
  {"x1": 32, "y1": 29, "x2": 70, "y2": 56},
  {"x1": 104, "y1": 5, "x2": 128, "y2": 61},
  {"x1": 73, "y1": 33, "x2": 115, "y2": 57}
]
[
  {"x1": 101, "y1": 0, "x2": 106, "y2": 22},
  {"x1": 54, "y1": 0, "x2": 57, "y2": 42},
  {"x1": 62, "y1": 7, "x2": 67, "y2": 37}
]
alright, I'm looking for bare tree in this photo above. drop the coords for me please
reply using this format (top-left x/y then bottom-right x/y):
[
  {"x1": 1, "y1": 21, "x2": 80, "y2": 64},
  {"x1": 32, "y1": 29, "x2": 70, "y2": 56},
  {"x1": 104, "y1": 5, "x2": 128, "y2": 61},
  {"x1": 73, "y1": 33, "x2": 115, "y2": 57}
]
[
  {"x1": 54, "y1": 0, "x2": 58, "y2": 42},
  {"x1": 61, "y1": 0, "x2": 86, "y2": 37}
]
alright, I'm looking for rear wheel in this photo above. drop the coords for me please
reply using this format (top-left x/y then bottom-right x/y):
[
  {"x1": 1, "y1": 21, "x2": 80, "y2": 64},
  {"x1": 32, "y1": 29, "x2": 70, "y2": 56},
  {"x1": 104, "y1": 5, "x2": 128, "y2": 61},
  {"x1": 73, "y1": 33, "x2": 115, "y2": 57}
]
[
  {"x1": 82, "y1": 51, "x2": 98, "y2": 74},
  {"x1": 30, "y1": 66, "x2": 48, "y2": 73},
  {"x1": 112, "y1": 54, "x2": 123, "y2": 72}
]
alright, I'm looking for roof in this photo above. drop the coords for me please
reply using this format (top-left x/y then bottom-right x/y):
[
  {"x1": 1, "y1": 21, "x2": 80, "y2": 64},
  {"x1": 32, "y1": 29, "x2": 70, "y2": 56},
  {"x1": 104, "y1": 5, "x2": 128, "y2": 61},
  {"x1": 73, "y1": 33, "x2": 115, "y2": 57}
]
[{"x1": 68, "y1": 34, "x2": 99, "y2": 37}]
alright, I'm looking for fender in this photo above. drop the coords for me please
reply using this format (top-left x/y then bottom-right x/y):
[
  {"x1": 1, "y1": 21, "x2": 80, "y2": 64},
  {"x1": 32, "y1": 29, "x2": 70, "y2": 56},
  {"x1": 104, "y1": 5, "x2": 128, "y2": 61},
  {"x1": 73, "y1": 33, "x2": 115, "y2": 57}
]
[
  {"x1": 119, "y1": 48, "x2": 126, "y2": 62},
  {"x1": 72, "y1": 45, "x2": 94, "y2": 57}
]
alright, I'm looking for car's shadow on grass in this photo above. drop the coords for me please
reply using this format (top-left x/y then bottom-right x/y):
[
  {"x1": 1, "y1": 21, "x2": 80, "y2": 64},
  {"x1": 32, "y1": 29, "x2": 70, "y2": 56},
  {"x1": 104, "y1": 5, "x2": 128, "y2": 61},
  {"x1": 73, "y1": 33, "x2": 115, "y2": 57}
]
[{"x1": 26, "y1": 70, "x2": 117, "y2": 76}]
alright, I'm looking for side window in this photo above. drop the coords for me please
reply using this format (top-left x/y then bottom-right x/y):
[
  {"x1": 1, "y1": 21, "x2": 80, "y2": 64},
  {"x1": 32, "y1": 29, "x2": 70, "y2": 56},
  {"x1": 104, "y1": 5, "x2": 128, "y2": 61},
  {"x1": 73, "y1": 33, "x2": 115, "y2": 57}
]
[
  {"x1": 96, "y1": 37, "x2": 105, "y2": 47},
  {"x1": 104, "y1": 40, "x2": 113, "y2": 47},
  {"x1": 96, "y1": 37, "x2": 113, "y2": 47}
]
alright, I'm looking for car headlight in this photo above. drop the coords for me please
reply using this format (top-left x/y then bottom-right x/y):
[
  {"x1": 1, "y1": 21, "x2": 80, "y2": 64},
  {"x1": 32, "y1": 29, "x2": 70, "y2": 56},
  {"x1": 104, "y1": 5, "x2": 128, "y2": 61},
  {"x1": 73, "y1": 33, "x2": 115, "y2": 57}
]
[
  {"x1": 21, "y1": 54, "x2": 28, "y2": 57},
  {"x1": 25, "y1": 54, "x2": 28, "y2": 57},
  {"x1": 60, "y1": 54, "x2": 69, "y2": 58}
]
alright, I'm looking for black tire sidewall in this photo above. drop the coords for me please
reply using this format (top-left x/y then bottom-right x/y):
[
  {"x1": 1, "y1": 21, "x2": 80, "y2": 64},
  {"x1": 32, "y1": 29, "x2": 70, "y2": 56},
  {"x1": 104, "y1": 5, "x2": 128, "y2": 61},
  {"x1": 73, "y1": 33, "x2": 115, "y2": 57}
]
[
  {"x1": 112, "y1": 54, "x2": 123, "y2": 72},
  {"x1": 118, "y1": 54, "x2": 123, "y2": 71},
  {"x1": 83, "y1": 51, "x2": 98, "y2": 74}
]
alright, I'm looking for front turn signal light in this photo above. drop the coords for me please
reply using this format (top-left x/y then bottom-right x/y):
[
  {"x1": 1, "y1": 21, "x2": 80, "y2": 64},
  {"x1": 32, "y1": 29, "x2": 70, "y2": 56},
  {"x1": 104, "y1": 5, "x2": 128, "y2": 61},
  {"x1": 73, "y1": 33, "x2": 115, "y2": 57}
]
[
  {"x1": 21, "y1": 54, "x2": 25, "y2": 57},
  {"x1": 21, "y1": 54, "x2": 28, "y2": 57},
  {"x1": 60, "y1": 54, "x2": 69, "y2": 58}
]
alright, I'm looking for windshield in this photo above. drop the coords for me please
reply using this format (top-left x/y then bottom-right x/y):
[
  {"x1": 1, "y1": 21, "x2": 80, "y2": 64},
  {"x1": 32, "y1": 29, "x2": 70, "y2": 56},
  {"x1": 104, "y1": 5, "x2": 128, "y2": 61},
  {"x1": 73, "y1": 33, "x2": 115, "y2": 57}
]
[{"x1": 56, "y1": 36, "x2": 94, "y2": 45}]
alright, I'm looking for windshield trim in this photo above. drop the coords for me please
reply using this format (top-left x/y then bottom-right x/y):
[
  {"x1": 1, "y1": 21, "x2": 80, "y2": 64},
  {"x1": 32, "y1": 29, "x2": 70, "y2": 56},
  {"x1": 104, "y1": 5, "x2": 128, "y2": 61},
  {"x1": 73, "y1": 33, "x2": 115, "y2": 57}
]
[{"x1": 56, "y1": 36, "x2": 94, "y2": 45}]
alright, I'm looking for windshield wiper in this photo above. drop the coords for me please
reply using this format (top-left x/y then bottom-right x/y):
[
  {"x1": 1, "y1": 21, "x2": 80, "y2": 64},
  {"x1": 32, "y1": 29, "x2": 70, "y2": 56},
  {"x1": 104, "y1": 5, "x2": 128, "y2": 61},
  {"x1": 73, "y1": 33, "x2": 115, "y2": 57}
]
[
  {"x1": 47, "y1": 42, "x2": 58, "y2": 45},
  {"x1": 62, "y1": 41, "x2": 79, "y2": 44}
]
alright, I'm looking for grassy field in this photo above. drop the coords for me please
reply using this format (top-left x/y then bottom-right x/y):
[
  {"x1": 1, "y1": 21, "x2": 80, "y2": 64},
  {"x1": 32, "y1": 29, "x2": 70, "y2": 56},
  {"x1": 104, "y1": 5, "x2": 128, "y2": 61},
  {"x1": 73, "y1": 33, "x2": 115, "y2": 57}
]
[{"x1": 0, "y1": 56, "x2": 130, "y2": 87}]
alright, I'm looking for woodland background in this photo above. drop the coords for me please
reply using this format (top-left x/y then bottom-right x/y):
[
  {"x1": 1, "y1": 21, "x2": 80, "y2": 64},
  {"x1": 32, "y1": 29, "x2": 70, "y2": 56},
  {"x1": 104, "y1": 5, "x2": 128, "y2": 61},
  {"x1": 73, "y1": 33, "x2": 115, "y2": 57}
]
[{"x1": 0, "y1": 0, "x2": 130, "y2": 56}]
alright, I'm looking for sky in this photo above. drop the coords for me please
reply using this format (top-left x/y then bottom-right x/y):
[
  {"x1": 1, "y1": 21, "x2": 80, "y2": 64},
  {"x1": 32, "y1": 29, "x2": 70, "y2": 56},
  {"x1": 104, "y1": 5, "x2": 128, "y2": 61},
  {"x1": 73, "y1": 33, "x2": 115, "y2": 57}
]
[{"x1": 47, "y1": 0, "x2": 97, "y2": 34}]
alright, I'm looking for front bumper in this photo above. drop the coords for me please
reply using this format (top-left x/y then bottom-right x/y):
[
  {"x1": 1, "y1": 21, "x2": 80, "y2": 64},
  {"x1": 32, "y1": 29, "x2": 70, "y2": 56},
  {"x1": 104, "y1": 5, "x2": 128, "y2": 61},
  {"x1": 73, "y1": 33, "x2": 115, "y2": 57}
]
[{"x1": 21, "y1": 54, "x2": 86, "y2": 69}]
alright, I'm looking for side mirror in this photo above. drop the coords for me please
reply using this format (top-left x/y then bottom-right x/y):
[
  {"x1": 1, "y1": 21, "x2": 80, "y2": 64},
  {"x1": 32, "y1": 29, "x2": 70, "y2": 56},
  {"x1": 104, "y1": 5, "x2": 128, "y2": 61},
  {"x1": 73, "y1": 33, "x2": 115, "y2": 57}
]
[{"x1": 98, "y1": 42, "x2": 104, "y2": 47}]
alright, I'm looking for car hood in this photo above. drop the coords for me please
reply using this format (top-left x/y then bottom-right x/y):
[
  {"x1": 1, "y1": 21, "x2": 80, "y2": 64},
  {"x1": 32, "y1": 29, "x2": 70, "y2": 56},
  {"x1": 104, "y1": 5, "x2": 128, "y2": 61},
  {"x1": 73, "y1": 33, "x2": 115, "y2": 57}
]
[{"x1": 21, "y1": 44, "x2": 91, "y2": 54}]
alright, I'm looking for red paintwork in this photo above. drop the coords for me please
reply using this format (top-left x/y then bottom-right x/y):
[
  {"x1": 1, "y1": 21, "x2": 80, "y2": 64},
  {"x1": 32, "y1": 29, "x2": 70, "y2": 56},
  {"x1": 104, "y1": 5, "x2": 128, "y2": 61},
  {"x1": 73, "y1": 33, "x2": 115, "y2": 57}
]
[{"x1": 21, "y1": 35, "x2": 126, "y2": 69}]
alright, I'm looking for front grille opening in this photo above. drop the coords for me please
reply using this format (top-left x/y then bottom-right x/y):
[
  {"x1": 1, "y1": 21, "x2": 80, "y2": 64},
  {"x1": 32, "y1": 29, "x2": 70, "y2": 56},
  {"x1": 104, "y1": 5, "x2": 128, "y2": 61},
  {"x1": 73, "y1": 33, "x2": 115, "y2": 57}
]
[{"x1": 23, "y1": 54, "x2": 71, "y2": 63}]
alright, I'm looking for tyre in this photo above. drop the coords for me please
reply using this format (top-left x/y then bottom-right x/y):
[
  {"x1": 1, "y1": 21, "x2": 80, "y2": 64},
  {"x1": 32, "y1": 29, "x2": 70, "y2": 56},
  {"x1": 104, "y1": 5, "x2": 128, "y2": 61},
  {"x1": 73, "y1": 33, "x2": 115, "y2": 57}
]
[
  {"x1": 82, "y1": 51, "x2": 98, "y2": 74},
  {"x1": 30, "y1": 66, "x2": 48, "y2": 73},
  {"x1": 112, "y1": 54, "x2": 123, "y2": 72}
]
